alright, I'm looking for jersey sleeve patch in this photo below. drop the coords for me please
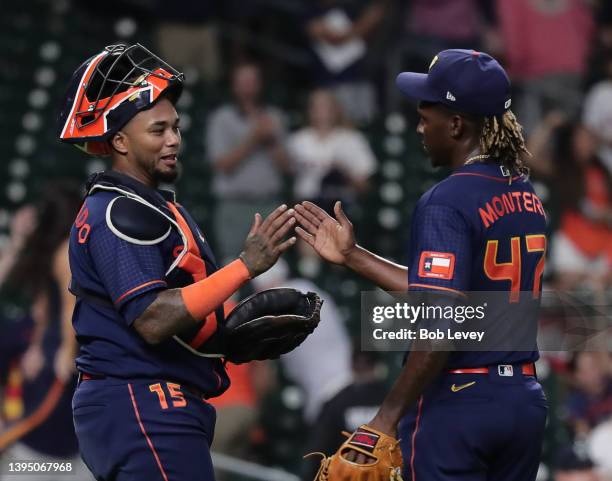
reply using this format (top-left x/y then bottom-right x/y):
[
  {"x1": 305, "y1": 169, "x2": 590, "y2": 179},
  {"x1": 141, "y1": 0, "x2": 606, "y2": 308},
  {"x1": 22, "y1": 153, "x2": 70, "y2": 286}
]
[{"x1": 418, "y1": 251, "x2": 456, "y2": 280}]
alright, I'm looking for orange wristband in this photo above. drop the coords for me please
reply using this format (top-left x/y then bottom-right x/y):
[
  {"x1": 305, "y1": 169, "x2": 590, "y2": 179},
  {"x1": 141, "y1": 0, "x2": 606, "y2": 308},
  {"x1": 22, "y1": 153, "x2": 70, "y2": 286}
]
[{"x1": 180, "y1": 259, "x2": 251, "y2": 321}]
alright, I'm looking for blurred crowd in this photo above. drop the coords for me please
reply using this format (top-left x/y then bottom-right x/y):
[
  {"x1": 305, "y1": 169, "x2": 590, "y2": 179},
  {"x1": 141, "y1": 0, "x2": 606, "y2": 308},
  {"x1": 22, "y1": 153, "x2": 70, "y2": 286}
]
[
  {"x1": 1, "y1": 0, "x2": 612, "y2": 480},
  {"x1": 149, "y1": 0, "x2": 612, "y2": 291}
]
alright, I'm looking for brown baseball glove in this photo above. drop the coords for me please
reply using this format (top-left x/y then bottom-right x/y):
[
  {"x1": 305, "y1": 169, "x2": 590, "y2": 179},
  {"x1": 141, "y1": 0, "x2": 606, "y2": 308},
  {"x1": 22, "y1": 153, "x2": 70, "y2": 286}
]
[{"x1": 307, "y1": 424, "x2": 403, "y2": 481}]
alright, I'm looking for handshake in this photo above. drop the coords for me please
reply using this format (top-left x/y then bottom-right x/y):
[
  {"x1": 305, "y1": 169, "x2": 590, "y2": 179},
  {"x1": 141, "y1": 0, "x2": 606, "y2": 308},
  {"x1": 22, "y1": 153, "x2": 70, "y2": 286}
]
[{"x1": 239, "y1": 200, "x2": 356, "y2": 278}]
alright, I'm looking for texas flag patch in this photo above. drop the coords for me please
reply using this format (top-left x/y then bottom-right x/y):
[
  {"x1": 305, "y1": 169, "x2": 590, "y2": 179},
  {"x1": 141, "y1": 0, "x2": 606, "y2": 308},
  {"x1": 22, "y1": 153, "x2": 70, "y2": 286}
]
[{"x1": 418, "y1": 251, "x2": 456, "y2": 280}]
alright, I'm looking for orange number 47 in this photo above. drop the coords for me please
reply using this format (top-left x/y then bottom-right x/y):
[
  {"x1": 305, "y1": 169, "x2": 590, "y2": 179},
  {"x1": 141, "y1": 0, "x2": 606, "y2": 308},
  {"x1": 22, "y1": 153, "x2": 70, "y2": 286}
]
[{"x1": 484, "y1": 234, "x2": 546, "y2": 303}]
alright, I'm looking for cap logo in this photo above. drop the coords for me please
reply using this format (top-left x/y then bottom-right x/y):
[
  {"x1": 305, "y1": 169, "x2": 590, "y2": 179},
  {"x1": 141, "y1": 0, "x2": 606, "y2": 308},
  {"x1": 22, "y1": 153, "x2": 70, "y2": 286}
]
[
  {"x1": 446, "y1": 91, "x2": 456, "y2": 102},
  {"x1": 504, "y1": 99, "x2": 511, "y2": 109},
  {"x1": 429, "y1": 55, "x2": 439, "y2": 71}
]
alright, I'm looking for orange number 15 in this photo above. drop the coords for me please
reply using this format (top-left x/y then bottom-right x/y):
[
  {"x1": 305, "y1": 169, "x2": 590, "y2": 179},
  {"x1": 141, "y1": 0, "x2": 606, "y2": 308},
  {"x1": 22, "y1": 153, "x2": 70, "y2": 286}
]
[{"x1": 149, "y1": 382, "x2": 187, "y2": 410}]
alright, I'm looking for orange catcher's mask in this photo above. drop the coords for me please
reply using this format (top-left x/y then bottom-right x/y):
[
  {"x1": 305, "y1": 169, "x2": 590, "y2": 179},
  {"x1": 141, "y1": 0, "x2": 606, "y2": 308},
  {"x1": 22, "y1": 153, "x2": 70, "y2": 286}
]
[{"x1": 57, "y1": 43, "x2": 183, "y2": 156}]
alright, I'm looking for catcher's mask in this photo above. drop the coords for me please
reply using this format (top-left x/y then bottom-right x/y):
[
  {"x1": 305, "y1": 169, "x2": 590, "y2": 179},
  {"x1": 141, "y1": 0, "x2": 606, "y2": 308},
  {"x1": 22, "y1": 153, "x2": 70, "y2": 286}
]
[{"x1": 57, "y1": 43, "x2": 184, "y2": 156}]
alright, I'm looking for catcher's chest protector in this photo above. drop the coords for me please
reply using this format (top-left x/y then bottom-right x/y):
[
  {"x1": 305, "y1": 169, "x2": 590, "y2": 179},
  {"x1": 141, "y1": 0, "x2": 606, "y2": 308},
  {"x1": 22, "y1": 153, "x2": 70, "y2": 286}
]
[{"x1": 73, "y1": 170, "x2": 225, "y2": 355}]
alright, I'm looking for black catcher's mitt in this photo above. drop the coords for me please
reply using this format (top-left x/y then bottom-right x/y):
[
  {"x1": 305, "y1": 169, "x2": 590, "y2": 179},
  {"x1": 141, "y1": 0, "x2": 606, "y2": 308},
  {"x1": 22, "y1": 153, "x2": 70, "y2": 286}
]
[{"x1": 220, "y1": 288, "x2": 322, "y2": 364}]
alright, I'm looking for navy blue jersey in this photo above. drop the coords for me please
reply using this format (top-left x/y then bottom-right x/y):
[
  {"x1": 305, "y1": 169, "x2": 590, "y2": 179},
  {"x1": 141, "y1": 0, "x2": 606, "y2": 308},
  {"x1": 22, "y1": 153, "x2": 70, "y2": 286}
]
[
  {"x1": 68, "y1": 176, "x2": 229, "y2": 397},
  {"x1": 406, "y1": 161, "x2": 547, "y2": 368}
]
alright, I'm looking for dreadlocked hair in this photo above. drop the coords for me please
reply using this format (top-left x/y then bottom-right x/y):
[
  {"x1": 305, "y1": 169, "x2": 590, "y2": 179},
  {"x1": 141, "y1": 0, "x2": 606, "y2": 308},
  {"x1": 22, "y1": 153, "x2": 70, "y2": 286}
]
[{"x1": 479, "y1": 110, "x2": 530, "y2": 177}]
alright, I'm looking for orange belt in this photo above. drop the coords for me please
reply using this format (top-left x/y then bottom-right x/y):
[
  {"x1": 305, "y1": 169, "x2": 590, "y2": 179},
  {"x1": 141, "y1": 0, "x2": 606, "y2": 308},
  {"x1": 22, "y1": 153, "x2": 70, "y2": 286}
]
[{"x1": 449, "y1": 363, "x2": 535, "y2": 376}]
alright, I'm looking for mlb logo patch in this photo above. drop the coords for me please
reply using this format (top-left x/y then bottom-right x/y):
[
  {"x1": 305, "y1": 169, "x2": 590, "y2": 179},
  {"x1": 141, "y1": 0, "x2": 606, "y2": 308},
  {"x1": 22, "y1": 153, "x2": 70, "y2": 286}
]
[
  {"x1": 418, "y1": 251, "x2": 455, "y2": 280},
  {"x1": 498, "y1": 365, "x2": 514, "y2": 377}
]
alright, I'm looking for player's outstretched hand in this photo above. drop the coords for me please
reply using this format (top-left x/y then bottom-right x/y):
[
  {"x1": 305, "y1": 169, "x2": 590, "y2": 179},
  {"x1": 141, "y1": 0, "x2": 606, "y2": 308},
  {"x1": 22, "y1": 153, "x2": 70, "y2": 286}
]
[
  {"x1": 240, "y1": 204, "x2": 296, "y2": 277},
  {"x1": 294, "y1": 201, "x2": 355, "y2": 265}
]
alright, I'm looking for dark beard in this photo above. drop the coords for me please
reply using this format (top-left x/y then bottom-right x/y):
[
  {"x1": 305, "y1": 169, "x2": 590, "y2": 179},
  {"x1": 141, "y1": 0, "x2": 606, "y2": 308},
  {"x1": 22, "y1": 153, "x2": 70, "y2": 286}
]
[
  {"x1": 153, "y1": 170, "x2": 178, "y2": 183},
  {"x1": 152, "y1": 163, "x2": 180, "y2": 184}
]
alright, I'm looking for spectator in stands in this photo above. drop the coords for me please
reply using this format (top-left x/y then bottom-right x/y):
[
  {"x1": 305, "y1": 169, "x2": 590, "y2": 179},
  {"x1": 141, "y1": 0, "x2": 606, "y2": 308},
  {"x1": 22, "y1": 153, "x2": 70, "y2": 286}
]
[
  {"x1": 553, "y1": 445, "x2": 600, "y2": 481},
  {"x1": 584, "y1": 3, "x2": 612, "y2": 86},
  {"x1": 0, "y1": 206, "x2": 36, "y2": 288},
  {"x1": 301, "y1": 346, "x2": 387, "y2": 481},
  {"x1": 207, "y1": 62, "x2": 291, "y2": 264},
  {"x1": 251, "y1": 255, "x2": 352, "y2": 424},
  {"x1": 0, "y1": 205, "x2": 37, "y2": 430},
  {"x1": 405, "y1": 0, "x2": 494, "y2": 61},
  {"x1": 583, "y1": 53, "x2": 612, "y2": 173},
  {"x1": 528, "y1": 114, "x2": 612, "y2": 291},
  {"x1": 0, "y1": 182, "x2": 93, "y2": 480},
  {"x1": 587, "y1": 418, "x2": 612, "y2": 479},
  {"x1": 387, "y1": 0, "x2": 496, "y2": 111},
  {"x1": 497, "y1": 0, "x2": 594, "y2": 134},
  {"x1": 288, "y1": 89, "x2": 376, "y2": 214},
  {"x1": 304, "y1": 0, "x2": 388, "y2": 124},
  {"x1": 155, "y1": 1, "x2": 221, "y2": 83},
  {"x1": 565, "y1": 352, "x2": 612, "y2": 439}
]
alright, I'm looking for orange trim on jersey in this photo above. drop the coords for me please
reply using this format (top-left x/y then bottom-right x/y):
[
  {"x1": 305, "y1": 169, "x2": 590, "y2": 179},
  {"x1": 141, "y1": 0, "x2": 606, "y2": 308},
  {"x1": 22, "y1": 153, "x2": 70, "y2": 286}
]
[
  {"x1": 166, "y1": 202, "x2": 207, "y2": 282},
  {"x1": 0, "y1": 379, "x2": 65, "y2": 451},
  {"x1": 410, "y1": 396, "x2": 424, "y2": 481},
  {"x1": 189, "y1": 313, "x2": 218, "y2": 349},
  {"x1": 451, "y1": 172, "x2": 523, "y2": 183},
  {"x1": 128, "y1": 384, "x2": 170, "y2": 481},
  {"x1": 115, "y1": 280, "x2": 167, "y2": 305},
  {"x1": 408, "y1": 283, "x2": 468, "y2": 298}
]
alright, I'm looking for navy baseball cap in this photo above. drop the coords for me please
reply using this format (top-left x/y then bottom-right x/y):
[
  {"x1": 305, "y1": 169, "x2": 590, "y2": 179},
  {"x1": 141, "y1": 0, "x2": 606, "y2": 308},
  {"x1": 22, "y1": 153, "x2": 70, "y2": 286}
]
[{"x1": 396, "y1": 49, "x2": 511, "y2": 117}]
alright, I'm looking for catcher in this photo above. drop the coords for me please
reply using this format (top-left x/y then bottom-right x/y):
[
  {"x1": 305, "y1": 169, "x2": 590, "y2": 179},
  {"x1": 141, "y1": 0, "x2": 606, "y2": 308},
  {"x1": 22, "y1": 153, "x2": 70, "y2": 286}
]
[{"x1": 58, "y1": 43, "x2": 321, "y2": 481}]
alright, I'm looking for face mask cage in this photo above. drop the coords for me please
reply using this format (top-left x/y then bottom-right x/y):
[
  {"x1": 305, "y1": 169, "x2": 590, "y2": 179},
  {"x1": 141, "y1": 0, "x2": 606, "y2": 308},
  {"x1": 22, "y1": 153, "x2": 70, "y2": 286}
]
[{"x1": 75, "y1": 43, "x2": 184, "y2": 128}]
